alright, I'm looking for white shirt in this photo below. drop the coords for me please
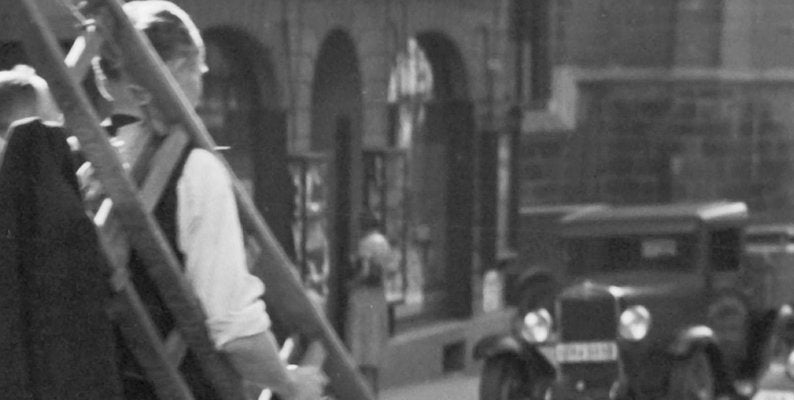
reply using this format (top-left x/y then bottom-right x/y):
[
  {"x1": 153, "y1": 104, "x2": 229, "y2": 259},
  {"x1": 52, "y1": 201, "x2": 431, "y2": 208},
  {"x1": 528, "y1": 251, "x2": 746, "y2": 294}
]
[{"x1": 176, "y1": 148, "x2": 270, "y2": 349}]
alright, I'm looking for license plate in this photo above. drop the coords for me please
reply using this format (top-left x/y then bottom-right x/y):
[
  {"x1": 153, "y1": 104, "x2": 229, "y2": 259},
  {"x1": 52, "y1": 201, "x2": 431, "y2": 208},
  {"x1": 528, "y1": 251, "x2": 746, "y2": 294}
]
[
  {"x1": 754, "y1": 390, "x2": 794, "y2": 400},
  {"x1": 556, "y1": 341, "x2": 618, "y2": 363}
]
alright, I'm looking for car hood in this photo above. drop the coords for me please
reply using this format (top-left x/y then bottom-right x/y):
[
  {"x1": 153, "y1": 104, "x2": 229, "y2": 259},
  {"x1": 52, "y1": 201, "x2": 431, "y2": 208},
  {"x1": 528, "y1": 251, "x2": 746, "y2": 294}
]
[
  {"x1": 562, "y1": 271, "x2": 708, "y2": 341},
  {"x1": 566, "y1": 270, "x2": 704, "y2": 300}
]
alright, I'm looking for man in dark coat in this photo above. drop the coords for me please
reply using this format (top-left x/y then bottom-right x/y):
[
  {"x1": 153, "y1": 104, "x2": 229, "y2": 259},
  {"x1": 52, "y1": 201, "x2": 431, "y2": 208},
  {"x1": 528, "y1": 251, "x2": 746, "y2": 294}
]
[{"x1": 0, "y1": 116, "x2": 124, "y2": 398}]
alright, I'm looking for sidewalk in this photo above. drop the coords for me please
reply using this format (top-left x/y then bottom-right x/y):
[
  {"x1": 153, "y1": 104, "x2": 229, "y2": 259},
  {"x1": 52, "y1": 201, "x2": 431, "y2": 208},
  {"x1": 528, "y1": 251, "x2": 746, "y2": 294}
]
[{"x1": 379, "y1": 372, "x2": 479, "y2": 400}]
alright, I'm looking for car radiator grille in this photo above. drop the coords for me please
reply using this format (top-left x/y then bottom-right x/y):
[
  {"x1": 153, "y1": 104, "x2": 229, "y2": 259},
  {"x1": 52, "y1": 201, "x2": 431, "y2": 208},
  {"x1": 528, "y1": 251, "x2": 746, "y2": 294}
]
[{"x1": 558, "y1": 292, "x2": 620, "y2": 390}]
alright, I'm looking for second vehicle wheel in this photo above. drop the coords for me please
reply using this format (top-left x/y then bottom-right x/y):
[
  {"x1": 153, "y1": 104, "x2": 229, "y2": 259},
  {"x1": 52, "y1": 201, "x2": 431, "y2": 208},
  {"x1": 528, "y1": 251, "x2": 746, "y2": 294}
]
[
  {"x1": 667, "y1": 351, "x2": 715, "y2": 400},
  {"x1": 480, "y1": 355, "x2": 548, "y2": 400}
]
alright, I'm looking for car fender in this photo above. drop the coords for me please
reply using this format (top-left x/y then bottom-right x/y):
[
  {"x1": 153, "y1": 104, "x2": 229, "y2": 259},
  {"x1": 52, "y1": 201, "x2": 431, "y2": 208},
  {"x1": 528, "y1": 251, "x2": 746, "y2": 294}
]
[
  {"x1": 473, "y1": 334, "x2": 556, "y2": 374},
  {"x1": 668, "y1": 325, "x2": 733, "y2": 395},
  {"x1": 668, "y1": 325, "x2": 719, "y2": 358},
  {"x1": 473, "y1": 334, "x2": 525, "y2": 360},
  {"x1": 513, "y1": 271, "x2": 560, "y2": 312},
  {"x1": 515, "y1": 269, "x2": 557, "y2": 294}
]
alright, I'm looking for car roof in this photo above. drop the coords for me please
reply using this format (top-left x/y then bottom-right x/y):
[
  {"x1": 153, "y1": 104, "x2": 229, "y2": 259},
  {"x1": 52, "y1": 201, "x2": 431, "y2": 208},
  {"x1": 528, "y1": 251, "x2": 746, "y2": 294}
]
[
  {"x1": 560, "y1": 201, "x2": 748, "y2": 237},
  {"x1": 519, "y1": 204, "x2": 609, "y2": 218},
  {"x1": 746, "y1": 223, "x2": 794, "y2": 237},
  {"x1": 746, "y1": 212, "x2": 794, "y2": 238}
]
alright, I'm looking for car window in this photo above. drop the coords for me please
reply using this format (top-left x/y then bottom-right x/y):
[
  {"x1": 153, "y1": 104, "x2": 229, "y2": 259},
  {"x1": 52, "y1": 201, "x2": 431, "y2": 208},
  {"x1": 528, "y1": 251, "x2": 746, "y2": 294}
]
[
  {"x1": 567, "y1": 234, "x2": 695, "y2": 274},
  {"x1": 711, "y1": 228, "x2": 741, "y2": 271}
]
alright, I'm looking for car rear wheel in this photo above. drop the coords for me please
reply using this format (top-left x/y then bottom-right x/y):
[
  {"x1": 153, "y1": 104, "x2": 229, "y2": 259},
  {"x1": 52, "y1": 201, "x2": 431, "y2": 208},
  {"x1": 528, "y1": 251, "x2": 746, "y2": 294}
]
[
  {"x1": 667, "y1": 351, "x2": 715, "y2": 400},
  {"x1": 480, "y1": 355, "x2": 536, "y2": 400}
]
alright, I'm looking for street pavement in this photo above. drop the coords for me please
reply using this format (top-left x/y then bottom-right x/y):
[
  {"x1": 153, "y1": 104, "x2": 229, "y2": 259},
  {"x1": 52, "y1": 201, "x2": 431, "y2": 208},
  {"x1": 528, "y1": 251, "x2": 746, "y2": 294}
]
[{"x1": 379, "y1": 371, "x2": 479, "y2": 400}]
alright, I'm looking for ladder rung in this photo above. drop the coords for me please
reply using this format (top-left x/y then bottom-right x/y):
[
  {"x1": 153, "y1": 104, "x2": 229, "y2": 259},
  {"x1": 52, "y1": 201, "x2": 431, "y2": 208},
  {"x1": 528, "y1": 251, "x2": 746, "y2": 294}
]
[
  {"x1": 108, "y1": 283, "x2": 195, "y2": 400},
  {"x1": 65, "y1": 24, "x2": 104, "y2": 82},
  {"x1": 97, "y1": 203, "x2": 193, "y2": 400},
  {"x1": 92, "y1": 126, "x2": 189, "y2": 273}
]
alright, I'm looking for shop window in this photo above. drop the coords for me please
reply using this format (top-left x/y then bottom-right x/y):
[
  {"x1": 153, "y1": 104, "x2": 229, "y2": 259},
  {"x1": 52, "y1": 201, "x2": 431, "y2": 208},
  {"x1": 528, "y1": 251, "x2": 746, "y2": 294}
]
[
  {"x1": 387, "y1": 38, "x2": 435, "y2": 319},
  {"x1": 289, "y1": 153, "x2": 332, "y2": 308},
  {"x1": 362, "y1": 148, "x2": 409, "y2": 304}
]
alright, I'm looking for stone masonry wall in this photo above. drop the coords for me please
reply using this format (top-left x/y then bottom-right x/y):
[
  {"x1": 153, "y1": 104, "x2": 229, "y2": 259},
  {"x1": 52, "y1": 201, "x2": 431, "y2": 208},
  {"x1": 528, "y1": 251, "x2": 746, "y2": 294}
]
[{"x1": 520, "y1": 78, "x2": 794, "y2": 213}]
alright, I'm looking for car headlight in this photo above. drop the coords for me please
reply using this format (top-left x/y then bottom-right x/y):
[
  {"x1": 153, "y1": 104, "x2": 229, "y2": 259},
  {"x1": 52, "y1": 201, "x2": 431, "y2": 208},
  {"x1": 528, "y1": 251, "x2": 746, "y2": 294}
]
[
  {"x1": 520, "y1": 308, "x2": 553, "y2": 343},
  {"x1": 619, "y1": 305, "x2": 651, "y2": 341}
]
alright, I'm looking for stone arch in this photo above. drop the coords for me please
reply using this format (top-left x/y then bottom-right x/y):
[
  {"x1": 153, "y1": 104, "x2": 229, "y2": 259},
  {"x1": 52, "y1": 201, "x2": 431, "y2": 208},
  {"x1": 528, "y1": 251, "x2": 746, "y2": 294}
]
[
  {"x1": 393, "y1": 30, "x2": 475, "y2": 321},
  {"x1": 202, "y1": 27, "x2": 281, "y2": 109},
  {"x1": 416, "y1": 31, "x2": 470, "y2": 101},
  {"x1": 310, "y1": 28, "x2": 364, "y2": 331}
]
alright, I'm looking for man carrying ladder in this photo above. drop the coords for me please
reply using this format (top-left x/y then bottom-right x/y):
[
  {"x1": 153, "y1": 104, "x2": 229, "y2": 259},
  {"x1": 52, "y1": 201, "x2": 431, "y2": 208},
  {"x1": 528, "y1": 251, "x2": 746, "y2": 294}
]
[
  {"x1": 88, "y1": 2, "x2": 326, "y2": 398},
  {"x1": 2, "y1": 0, "x2": 372, "y2": 399}
]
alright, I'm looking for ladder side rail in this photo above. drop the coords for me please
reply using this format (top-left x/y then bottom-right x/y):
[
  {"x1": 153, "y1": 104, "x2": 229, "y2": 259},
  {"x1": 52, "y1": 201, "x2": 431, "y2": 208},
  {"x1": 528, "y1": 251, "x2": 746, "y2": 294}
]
[
  {"x1": 98, "y1": 214, "x2": 195, "y2": 400},
  {"x1": 15, "y1": 2, "x2": 246, "y2": 400},
  {"x1": 102, "y1": 128, "x2": 193, "y2": 369},
  {"x1": 110, "y1": 291, "x2": 195, "y2": 400},
  {"x1": 94, "y1": 2, "x2": 374, "y2": 399}
]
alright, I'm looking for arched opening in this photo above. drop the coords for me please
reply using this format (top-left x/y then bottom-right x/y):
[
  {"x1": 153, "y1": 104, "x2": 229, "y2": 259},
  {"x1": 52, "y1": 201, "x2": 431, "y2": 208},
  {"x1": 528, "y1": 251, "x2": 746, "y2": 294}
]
[
  {"x1": 390, "y1": 31, "x2": 475, "y2": 324},
  {"x1": 197, "y1": 28, "x2": 294, "y2": 256},
  {"x1": 310, "y1": 29, "x2": 364, "y2": 332}
]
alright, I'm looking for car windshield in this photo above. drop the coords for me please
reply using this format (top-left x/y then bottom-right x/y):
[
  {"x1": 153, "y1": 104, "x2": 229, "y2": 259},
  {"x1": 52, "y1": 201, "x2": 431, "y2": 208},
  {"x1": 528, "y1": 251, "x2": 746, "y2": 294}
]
[{"x1": 566, "y1": 234, "x2": 695, "y2": 274}]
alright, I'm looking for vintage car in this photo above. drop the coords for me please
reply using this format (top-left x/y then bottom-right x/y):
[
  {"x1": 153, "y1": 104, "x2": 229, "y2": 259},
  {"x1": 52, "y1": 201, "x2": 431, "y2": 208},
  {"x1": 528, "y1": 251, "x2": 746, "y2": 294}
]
[
  {"x1": 476, "y1": 201, "x2": 784, "y2": 400},
  {"x1": 502, "y1": 204, "x2": 608, "y2": 308},
  {"x1": 752, "y1": 311, "x2": 794, "y2": 400},
  {"x1": 745, "y1": 223, "x2": 794, "y2": 400}
]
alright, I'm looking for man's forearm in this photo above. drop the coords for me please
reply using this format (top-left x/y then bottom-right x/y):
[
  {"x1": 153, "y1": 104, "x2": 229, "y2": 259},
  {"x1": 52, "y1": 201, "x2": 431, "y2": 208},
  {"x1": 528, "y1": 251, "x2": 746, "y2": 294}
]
[{"x1": 221, "y1": 330, "x2": 295, "y2": 397}]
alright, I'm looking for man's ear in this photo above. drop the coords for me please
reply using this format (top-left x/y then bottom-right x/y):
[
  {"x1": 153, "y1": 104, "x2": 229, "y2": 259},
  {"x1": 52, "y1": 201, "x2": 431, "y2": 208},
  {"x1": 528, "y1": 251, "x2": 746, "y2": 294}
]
[{"x1": 128, "y1": 84, "x2": 153, "y2": 107}]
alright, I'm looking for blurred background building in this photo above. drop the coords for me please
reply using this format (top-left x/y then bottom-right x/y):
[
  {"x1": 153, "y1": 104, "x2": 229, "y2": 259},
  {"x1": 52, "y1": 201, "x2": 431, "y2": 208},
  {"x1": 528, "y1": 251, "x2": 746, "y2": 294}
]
[
  {"x1": 520, "y1": 0, "x2": 794, "y2": 212},
  {"x1": 0, "y1": 0, "x2": 519, "y2": 389},
  {"x1": 5, "y1": 0, "x2": 794, "y2": 390}
]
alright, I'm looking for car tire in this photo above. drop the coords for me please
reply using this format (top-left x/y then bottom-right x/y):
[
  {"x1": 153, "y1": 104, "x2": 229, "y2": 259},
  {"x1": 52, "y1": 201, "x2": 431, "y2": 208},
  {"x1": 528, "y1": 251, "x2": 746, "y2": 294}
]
[
  {"x1": 480, "y1": 355, "x2": 529, "y2": 400},
  {"x1": 667, "y1": 350, "x2": 715, "y2": 400},
  {"x1": 480, "y1": 355, "x2": 550, "y2": 400}
]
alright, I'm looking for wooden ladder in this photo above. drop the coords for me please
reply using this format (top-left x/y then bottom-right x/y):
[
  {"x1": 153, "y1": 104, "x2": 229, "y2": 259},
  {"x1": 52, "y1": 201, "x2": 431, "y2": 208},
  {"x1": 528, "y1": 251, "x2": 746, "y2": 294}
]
[{"x1": 13, "y1": 0, "x2": 374, "y2": 399}]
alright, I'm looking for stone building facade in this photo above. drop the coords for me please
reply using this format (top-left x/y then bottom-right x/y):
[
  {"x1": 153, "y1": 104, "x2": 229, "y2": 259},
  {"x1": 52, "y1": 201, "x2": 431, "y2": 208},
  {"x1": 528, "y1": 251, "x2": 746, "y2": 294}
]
[
  {"x1": 521, "y1": 0, "x2": 794, "y2": 216},
  {"x1": 1, "y1": 0, "x2": 523, "y2": 388}
]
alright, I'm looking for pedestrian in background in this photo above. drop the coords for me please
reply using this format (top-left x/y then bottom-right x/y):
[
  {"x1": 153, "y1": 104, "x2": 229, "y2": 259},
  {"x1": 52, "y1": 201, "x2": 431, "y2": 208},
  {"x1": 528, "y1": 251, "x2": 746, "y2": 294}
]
[{"x1": 346, "y1": 210, "x2": 394, "y2": 393}]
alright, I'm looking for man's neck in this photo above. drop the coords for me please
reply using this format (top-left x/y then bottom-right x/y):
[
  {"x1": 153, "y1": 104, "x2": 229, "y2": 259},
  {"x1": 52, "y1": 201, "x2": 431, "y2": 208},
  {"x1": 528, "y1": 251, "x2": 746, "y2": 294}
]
[{"x1": 113, "y1": 119, "x2": 152, "y2": 170}]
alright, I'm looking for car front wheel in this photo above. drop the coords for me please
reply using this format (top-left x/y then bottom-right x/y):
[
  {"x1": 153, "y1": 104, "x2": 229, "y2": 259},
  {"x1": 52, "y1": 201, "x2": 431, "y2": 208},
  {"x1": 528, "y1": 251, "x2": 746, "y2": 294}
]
[
  {"x1": 667, "y1": 350, "x2": 715, "y2": 400},
  {"x1": 480, "y1": 355, "x2": 546, "y2": 400}
]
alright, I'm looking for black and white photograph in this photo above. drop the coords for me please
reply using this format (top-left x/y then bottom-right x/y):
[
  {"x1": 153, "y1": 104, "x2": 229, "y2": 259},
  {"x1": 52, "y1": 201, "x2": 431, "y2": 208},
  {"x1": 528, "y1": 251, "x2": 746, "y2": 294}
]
[{"x1": 4, "y1": 1, "x2": 794, "y2": 400}]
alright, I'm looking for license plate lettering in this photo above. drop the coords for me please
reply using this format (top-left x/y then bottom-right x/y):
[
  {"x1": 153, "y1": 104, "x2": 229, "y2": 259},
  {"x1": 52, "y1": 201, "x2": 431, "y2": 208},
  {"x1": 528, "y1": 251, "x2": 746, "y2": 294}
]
[{"x1": 556, "y1": 341, "x2": 618, "y2": 363}]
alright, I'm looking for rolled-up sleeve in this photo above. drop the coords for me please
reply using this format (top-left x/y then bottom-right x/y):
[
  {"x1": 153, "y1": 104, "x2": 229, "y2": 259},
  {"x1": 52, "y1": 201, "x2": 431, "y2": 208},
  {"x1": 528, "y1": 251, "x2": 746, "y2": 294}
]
[{"x1": 176, "y1": 148, "x2": 270, "y2": 349}]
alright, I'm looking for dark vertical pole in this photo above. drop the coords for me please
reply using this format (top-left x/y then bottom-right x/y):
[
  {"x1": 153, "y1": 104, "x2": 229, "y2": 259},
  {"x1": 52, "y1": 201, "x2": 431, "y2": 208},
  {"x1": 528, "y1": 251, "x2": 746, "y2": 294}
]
[
  {"x1": 332, "y1": 115, "x2": 353, "y2": 336},
  {"x1": 254, "y1": 109, "x2": 295, "y2": 259},
  {"x1": 445, "y1": 101, "x2": 475, "y2": 318}
]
